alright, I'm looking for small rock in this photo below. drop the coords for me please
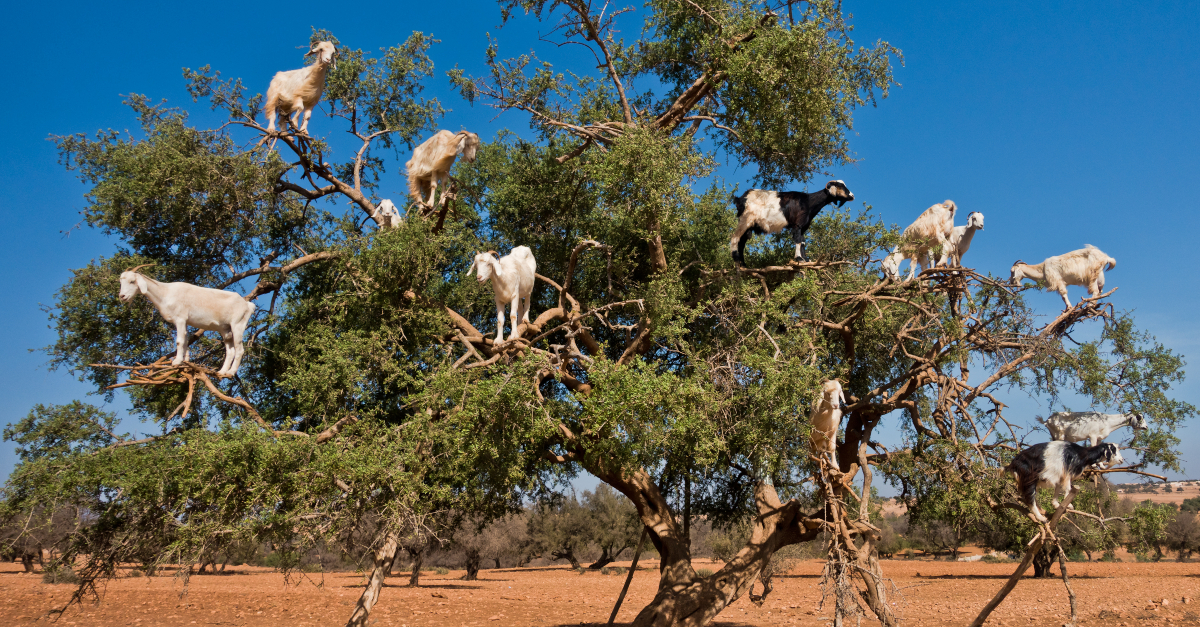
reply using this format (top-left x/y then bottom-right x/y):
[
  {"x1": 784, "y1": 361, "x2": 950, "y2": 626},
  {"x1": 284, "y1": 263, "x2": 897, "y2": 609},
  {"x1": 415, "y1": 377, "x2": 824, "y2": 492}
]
[
  {"x1": 1183, "y1": 597, "x2": 1191, "y2": 604},
  {"x1": 431, "y1": 592, "x2": 447, "y2": 599},
  {"x1": 1162, "y1": 598, "x2": 1170, "y2": 606},
  {"x1": 488, "y1": 615, "x2": 501, "y2": 621}
]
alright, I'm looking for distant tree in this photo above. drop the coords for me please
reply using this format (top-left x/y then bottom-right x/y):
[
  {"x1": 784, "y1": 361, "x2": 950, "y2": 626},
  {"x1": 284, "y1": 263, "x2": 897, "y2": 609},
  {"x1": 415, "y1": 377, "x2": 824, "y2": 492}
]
[
  {"x1": 1165, "y1": 511, "x2": 1200, "y2": 561},
  {"x1": 528, "y1": 495, "x2": 591, "y2": 569},
  {"x1": 1128, "y1": 502, "x2": 1175, "y2": 561},
  {"x1": 451, "y1": 512, "x2": 532, "y2": 579},
  {"x1": 1181, "y1": 496, "x2": 1200, "y2": 513},
  {"x1": 584, "y1": 485, "x2": 640, "y2": 569},
  {"x1": 875, "y1": 515, "x2": 907, "y2": 559}
]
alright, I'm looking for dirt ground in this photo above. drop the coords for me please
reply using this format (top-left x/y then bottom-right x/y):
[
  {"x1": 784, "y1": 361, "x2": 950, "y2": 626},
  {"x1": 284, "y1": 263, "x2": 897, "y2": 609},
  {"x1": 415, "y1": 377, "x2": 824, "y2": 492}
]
[{"x1": 3, "y1": 558, "x2": 1199, "y2": 626}]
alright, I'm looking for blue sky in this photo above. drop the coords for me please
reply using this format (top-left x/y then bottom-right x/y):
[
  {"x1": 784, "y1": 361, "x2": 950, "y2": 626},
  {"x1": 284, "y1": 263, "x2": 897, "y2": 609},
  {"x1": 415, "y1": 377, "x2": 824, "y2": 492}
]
[{"x1": 2, "y1": 0, "x2": 1197, "y2": 488}]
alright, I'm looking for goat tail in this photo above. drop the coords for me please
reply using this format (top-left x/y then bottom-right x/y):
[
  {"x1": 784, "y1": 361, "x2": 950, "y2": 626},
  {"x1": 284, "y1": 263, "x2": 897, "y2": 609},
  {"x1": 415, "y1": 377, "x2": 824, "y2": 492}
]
[
  {"x1": 247, "y1": 301, "x2": 257, "y2": 314},
  {"x1": 406, "y1": 170, "x2": 424, "y2": 202},
  {"x1": 1106, "y1": 256, "x2": 1117, "y2": 271},
  {"x1": 732, "y1": 191, "x2": 749, "y2": 217}
]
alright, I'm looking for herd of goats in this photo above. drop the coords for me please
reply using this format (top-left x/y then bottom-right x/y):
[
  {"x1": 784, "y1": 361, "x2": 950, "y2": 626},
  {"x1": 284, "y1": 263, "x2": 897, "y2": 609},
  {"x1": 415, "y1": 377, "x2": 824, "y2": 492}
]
[{"x1": 111, "y1": 41, "x2": 1141, "y2": 525}]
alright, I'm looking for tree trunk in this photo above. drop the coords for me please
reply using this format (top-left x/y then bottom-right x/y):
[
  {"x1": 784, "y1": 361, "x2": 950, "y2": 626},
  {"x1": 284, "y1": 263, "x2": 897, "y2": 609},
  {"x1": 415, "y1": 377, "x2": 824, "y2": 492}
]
[
  {"x1": 494, "y1": 558, "x2": 502, "y2": 569},
  {"x1": 463, "y1": 548, "x2": 481, "y2": 581},
  {"x1": 1032, "y1": 545, "x2": 1054, "y2": 578},
  {"x1": 21, "y1": 554, "x2": 34, "y2": 573},
  {"x1": 588, "y1": 464, "x2": 821, "y2": 627},
  {"x1": 589, "y1": 546, "x2": 623, "y2": 569},
  {"x1": 345, "y1": 532, "x2": 399, "y2": 627},
  {"x1": 407, "y1": 547, "x2": 424, "y2": 587},
  {"x1": 552, "y1": 549, "x2": 581, "y2": 570}
]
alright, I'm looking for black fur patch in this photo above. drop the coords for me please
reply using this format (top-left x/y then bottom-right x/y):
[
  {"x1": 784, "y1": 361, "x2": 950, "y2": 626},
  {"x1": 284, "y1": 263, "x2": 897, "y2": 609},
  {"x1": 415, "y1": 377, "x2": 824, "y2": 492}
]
[{"x1": 1005, "y1": 442, "x2": 1120, "y2": 509}]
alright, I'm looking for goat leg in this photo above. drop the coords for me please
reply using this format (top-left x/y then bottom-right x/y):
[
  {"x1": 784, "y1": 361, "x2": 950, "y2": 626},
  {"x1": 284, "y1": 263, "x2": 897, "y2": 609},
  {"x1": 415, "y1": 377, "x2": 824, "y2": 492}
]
[
  {"x1": 792, "y1": 227, "x2": 807, "y2": 262},
  {"x1": 426, "y1": 178, "x2": 438, "y2": 208},
  {"x1": 172, "y1": 320, "x2": 188, "y2": 366},
  {"x1": 510, "y1": 294, "x2": 521, "y2": 341}
]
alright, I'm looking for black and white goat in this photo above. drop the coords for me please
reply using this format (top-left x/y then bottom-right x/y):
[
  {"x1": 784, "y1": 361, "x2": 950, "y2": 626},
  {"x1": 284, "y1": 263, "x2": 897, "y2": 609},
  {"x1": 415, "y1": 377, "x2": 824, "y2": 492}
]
[
  {"x1": 1006, "y1": 441, "x2": 1124, "y2": 522},
  {"x1": 729, "y1": 180, "x2": 854, "y2": 265},
  {"x1": 1037, "y1": 411, "x2": 1148, "y2": 447}
]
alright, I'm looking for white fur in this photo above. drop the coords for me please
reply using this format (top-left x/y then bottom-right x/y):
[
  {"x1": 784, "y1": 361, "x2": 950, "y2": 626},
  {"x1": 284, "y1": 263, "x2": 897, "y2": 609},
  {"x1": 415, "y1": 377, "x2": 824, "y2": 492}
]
[
  {"x1": 809, "y1": 380, "x2": 846, "y2": 458},
  {"x1": 118, "y1": 271, "x2": 256, "y2": 377},
  {"x1": 405, "y1": 130, "x2": 480, "y2": 207},
  {"x1": 264, "y1": 41, "x2": 336, "y2": 134},
  {"x1": 1038, "y1": 411, "x2": 1148, "y2": 447},
  {"x1": 948, "y1": 211, "x2": 984, "y2": 267},
  {"x1": 1010, "y1": 244, "x2": 1116, "y2": 308},
  {"x1": 373, "y1": 199, "x2": 402, "y2": 229},
  {"x1": 883, "y1": 200, "x2": 957, "y2": 279},
  {"x1": 468, "y1": 246, "x2": 537, "y2": 343}
]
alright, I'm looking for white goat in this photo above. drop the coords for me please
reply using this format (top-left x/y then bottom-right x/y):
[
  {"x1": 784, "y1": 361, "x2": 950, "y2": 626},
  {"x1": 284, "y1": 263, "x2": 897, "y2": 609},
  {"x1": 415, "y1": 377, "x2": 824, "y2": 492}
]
[
  {"x1": 405, "y1": 130, "x2": 480, "y2": 207},
  {"x1": 882, "y1": 200, "x2": 957, "y2": 279},
  {"x1": 468, "y1": 247, "x2": 537, "y2": 343},
  {"x1": 372, "y1": 199, "x2": 402, "y2": 229},
  {"x1": 1037, "y1": 411, "x2": 1148, "y2": 447},
  {"x1": 809, "y1": 380, "x2": 847, "y2": 460},
  {"x1": 264, "y1": 41, "x2": 336, "y2": 134},
  {"x1": 1010, "y1": 244, "x2": 1116, "y2": 308},
  {"x1": 117, "y1": 266, "x2": 256, "y2": 377},
  {"x1": 948, "y1": 211, "x2": 984, "y2": 267}
]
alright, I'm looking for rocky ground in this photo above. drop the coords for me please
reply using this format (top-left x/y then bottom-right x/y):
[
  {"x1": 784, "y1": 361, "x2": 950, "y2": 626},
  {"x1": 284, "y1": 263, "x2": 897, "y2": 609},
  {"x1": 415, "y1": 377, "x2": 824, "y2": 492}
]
[{"x1": 2, "y1": 557, "x2": 1198, "y2": 626}]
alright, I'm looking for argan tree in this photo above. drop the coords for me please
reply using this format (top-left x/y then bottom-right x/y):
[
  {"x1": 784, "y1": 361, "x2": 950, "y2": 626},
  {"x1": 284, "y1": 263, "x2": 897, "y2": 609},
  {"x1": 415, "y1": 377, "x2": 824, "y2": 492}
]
[{"x1": 2, "y1": 2, "x2": 1192, "y2": 627}]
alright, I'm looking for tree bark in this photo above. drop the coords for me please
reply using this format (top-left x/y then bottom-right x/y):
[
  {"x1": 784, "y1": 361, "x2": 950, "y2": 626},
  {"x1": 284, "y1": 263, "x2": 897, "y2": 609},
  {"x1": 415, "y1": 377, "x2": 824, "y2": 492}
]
[
  {"x1": 345, "y1": 532, "x2": 399, "y2": 627},
  {"x1": 552, "y1": 549, "x2": 582, "y2": 570},
  {"x1": 1032, "y1": 545, "x2": 1055, "y2": 578},
  {"x1": 21, "y1": 554, "x2": 34, "y2": 573},
  {"x1": 463, "y1": 548, "x2": 481, "y2": 580},
  {"x1": 590, "y1": 464, "x2": 821, "y2": 627},
  {"x1": 407, "y1": 546, "x2": 424, "y2": 587}
]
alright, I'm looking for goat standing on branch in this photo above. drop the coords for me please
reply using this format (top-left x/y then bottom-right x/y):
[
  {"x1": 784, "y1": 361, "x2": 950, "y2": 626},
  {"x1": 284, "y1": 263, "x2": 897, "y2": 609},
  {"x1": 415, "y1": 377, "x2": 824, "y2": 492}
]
[
  {"x1": 469, "y1": 246, "x2": 537, "y2": 343},
  {"x1": 1006, "y1": 441, "x2": 1124, "y2": 522},
  {"x1": 882, "y1": 200, "x2": 957, "y2": 279},
  {"x1": 948, "y1": 211, "x2": 984, "y2": 267},
  {"x1": 729, "y1": 180, "x2": 854, "y2": 265},
  {"x1": 809, "y1": 380, "x2": 847, "y2": 461},
  {"x1": 1010, "y1": 245, "x2": 1116, "y2": 308},
  {"x1": 1037, "y1": 411, "x2": 1148, "y2": 447},
  {"x1": 405, "y1": 130, "x2": 480, "y2": 207},
  {"x1": 117, "y1": 266, "x2": 256, "y2": 378},
  {"x1": 264, "y1": 41, "x2": 336, "y2": 134}
]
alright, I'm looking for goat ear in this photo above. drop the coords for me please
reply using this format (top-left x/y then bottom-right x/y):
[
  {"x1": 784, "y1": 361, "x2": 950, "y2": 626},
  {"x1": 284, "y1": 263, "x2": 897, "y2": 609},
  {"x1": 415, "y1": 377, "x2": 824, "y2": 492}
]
[
  {"x1": 135, "y1": 274, "x2": 148, "y2": 292},
  {"x1": 491, "y1": 259, "x2": 504, "y2": 277}
]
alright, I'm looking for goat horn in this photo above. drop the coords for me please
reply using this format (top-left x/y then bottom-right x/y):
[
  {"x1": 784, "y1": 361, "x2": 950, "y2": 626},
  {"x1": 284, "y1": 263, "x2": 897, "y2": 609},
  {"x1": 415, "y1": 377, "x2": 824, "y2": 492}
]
[
  {"x1": 485, "y1": 250, "x2": 498, "y2": 256},
  {"x1": 127, "y1": 263, "x2": 156, "y2": 273}
]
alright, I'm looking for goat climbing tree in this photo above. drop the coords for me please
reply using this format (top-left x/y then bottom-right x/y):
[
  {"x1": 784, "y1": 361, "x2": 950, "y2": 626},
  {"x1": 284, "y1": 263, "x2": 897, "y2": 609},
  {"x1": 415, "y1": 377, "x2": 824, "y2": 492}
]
[{"x1": 2, "y1": 2, "x2": 1193, "y2": 627}]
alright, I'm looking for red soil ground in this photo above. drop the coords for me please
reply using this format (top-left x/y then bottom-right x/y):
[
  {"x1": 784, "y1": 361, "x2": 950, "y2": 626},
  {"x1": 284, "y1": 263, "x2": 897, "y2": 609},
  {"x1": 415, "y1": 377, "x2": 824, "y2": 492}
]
[{"x1": 3, "y1": 557, "x2": 1199, "y2": 626}]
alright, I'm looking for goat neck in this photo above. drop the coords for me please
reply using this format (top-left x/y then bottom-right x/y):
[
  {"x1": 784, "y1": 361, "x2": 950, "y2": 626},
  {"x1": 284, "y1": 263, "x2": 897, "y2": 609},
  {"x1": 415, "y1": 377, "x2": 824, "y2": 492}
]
[
  {"x1": 1014, "y1": 261, "x2": 1046, "y2": 281},
  {"x1": 807, "y1": 187, "x2": 834, "y2": 210},
  {"x1": 134, "y1": 273, "x2": 170, "y2": 309},
  {"x1": 958, "y1": 224, "x2": 980, "y2": 251}
]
